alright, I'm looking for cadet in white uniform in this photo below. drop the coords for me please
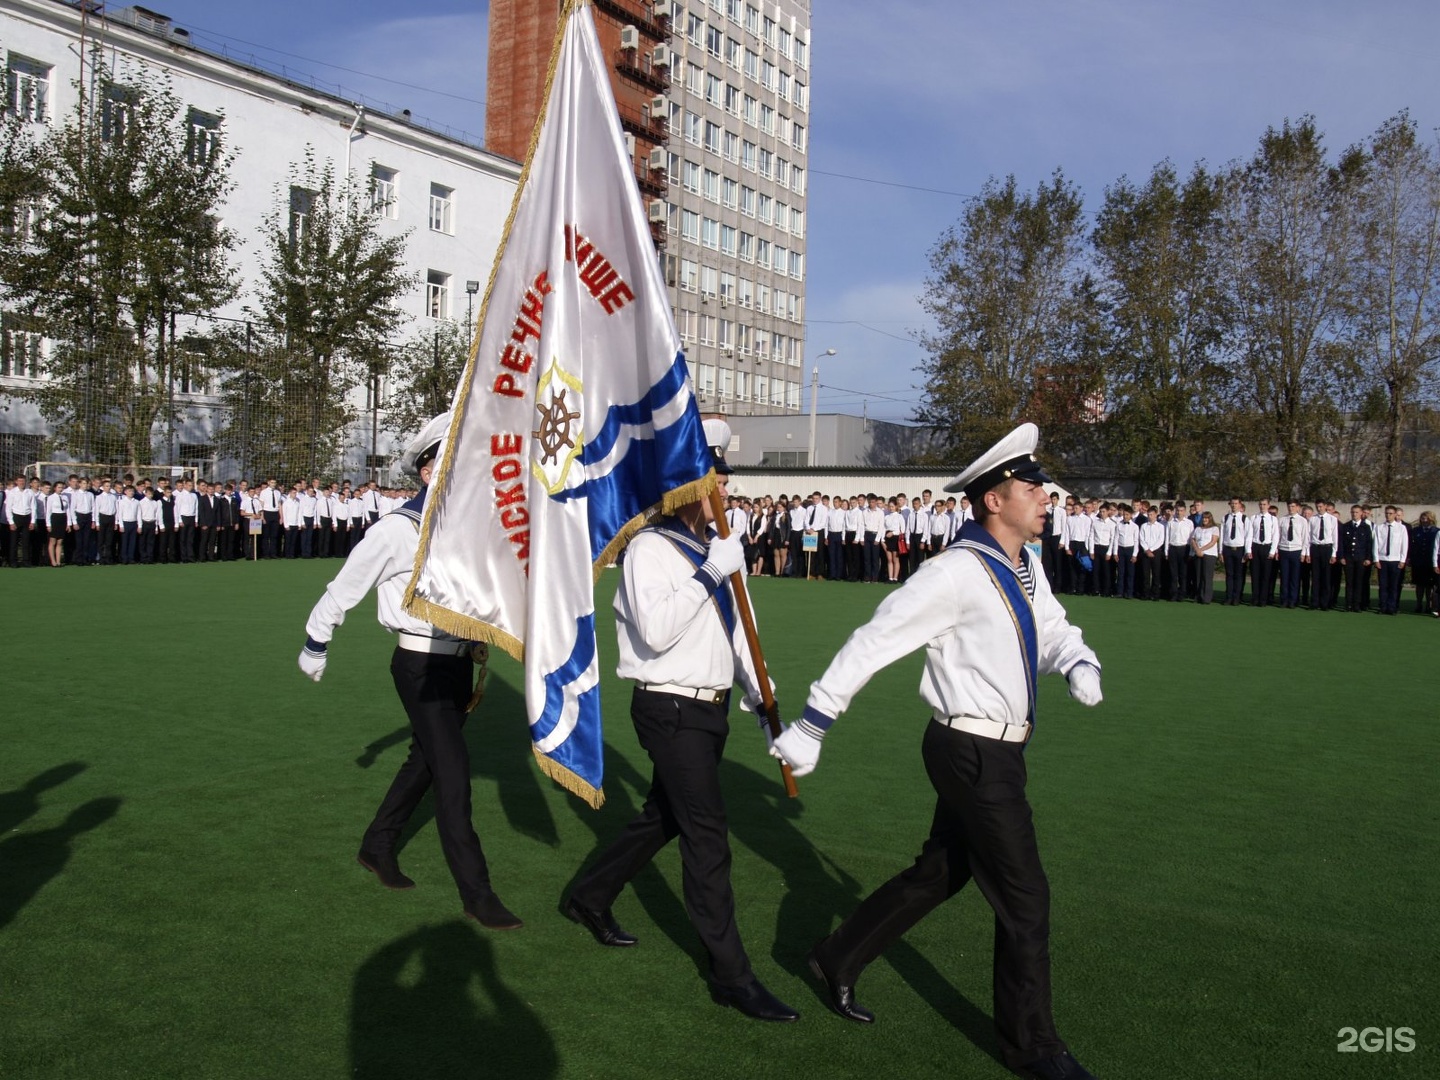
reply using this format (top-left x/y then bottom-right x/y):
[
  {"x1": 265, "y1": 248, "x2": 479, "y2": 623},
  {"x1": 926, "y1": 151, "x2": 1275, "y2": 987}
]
[
  {"x1": 297, "y1": 413, "x2": 521, "y2": 930},
  {"x1": 565, "y1": 420, "x2": 799, "y2": 1023},
  {"x1": 772, "y1": 423, "x2": 1104, "y2": 1080}
]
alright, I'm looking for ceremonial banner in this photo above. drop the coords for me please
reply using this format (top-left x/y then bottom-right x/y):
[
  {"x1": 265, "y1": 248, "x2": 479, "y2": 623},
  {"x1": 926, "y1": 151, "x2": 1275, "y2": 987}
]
[{"x1": 405, "y1": 0, "x2": 713, "y2": 808}]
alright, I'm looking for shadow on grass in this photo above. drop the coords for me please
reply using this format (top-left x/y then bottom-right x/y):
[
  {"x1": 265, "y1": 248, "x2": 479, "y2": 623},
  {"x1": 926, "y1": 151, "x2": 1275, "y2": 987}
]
[
  {"x1": 0, "y1": 795, "x2": 121, "y2": 931},
  {"x1": 723, "y1": 757, "x2": 1003, "y2": 1066},
  {"x1": 0, "y1": 761, "x2": 86, "y2": 834},
  {"x1": 350, "y1": 920, "x2": 558, "y2": 1080},
  {"x1": 354, "y1": 675, "x2": 561, "y2": 851}
]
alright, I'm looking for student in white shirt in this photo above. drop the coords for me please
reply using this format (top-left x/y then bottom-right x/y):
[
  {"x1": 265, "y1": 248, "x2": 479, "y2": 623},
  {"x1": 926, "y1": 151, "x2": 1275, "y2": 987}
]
[{"x1": 1190, "y1": 511, "x2": 1220, "y2": 604}]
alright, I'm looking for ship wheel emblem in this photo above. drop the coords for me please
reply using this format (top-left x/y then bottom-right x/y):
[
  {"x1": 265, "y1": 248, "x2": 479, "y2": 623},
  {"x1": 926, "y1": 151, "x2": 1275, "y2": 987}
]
[{"x1": 534, "y1": 387, "x2": 581, "y2": 465}]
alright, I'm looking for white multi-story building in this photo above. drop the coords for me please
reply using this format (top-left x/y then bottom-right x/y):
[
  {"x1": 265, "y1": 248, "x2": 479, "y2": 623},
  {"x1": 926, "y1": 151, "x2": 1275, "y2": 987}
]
[
  {"x1": 660, "y1": 0, "x2": 811, "y2": 417},
  {"x1": 1, "y1": 0, "x2": 519, "y2": 478}
]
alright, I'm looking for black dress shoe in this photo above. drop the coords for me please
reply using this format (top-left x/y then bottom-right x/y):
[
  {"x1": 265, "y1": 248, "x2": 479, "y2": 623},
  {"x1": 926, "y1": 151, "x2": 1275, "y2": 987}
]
[
  {"x1": 564, "y1": 897, "x2": 637, "y2": 947},
  {"x1": 1013, "y1": 1050, "x2": 1098, "y2": 1079},
  {"x1": 463, "y1": 891, "x2": 524, "y2": 930},
  {"x1": 807, "y1": 947, "x2": 873, "y2": 1023},
  {"x1": 356, "y1": 848, "x2": 415, "y2": 890},
  {"x1": 710, "y1": 978, "x2": 799, "y2": 1022}
]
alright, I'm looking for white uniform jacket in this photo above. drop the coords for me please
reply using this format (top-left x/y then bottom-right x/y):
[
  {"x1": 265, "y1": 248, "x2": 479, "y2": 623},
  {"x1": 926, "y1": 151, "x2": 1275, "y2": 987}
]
[
  {"x1": 806, "y1": 525, "x2": 1098, "y2": 729},
  {"x1": 305, "y1": 508, "x2": 459, "y2": 643},
  {"x1": 614, "y1": 524, "x2": 764, "y2": 704}
]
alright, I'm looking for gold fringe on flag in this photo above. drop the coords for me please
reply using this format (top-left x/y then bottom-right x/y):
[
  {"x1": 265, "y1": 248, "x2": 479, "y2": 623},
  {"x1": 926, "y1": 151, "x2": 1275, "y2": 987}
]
[{"x1": 534, "y1": 745, "x2": 606, "y2": 809}]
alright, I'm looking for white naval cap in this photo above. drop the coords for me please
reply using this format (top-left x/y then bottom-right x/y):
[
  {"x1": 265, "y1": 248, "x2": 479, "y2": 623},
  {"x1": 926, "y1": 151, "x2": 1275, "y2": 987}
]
[
  {"x1": 398, "y1": 411, "x2": 451, "y2": 478},
  {"x1": 942, "y1": 421, "x2": 1053, "y2": 496},
  {"x1": 702, "y1": 418, "x2": 735, "y2": 475}
]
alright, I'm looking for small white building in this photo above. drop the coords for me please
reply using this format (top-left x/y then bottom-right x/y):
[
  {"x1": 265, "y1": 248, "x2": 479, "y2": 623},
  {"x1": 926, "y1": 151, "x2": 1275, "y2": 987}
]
[{"x1": 1, "y1": 0, "x2": 519, "y2": 479}]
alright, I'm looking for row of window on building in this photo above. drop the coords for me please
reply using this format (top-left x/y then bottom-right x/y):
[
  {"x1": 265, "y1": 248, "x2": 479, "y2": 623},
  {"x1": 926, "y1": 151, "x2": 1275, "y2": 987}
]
[
  {"x1": 691, "y1": 362, "x2": 802, "y2": 409},
  {"x1": 674, "y1": 160, "x2": 804, "y2": 235},
  {"x1": 671, "y1": 108, "x2": 806, "y2": 192},
  {"x1": 679, "y1": 315, "x2": 802, "y2": 364},
  {"x1": 670, "y1": 213, "x2": 804, "y2": 279},
  {"x1": 370, "y1": 167, "x2": 457, "y2": 234},
  {"x1": 6, "y1": 51, "x2": 222, "y2": 164},
  {"x1": 670, "y1": 260, "x2": 801, "y2": 318},
  {"x1": 678, "y1": 0, "x2": 809, "y2": 72},
  {"x1": 681, "y1": 63, "x2": 805, "y2": 147}
]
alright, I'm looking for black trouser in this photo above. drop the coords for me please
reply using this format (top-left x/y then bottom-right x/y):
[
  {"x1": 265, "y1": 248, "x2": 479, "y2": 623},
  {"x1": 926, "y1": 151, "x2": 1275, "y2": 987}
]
[
  {"x1": 261, "y1": 512, "x2": 280, "y2": 558},
  {"x1": 199, "y1": 526, "x2": 215, "y2": 562},
  {"x1": 572, "y1": 688, "x2": 751, "y2": 989},
  {"x1": 1115, "y1": 547, "x2": 1135, "y2": 597},
  {"x1": 1310, "y1": 546, "x2": 1334, "y2": 609},
  {"x1": 1250, "y1": 554, "x2": 1275, "y2": 606},
  {"x1": 1222, "y1": 547, "x2": 1246, "y2": 603},
  {"x1": 1279, "y1": 550, "x2": 1302, "y2": 606},
  {"x1": 363, "y1": 648, "x2": 491, "y2": 905},
  {"x1": 139, "y1": 521, "x2": 157, "y2": 563},
  {"x1": 1138, "y1": 549, "x2": 1161, "y2": 598},
  {"x1": 910, "y1": 534, "x2": 926, "y2": 576},
  {"x1": 8, "y1": 515, "x2": 32, "y2": 566},
  {"x1": 179, "y1": 517, "x2": 197, "y2": 562},
  {"x1": 301, "y1": 517, "x2": 315, "y2": 557},
  {"x1": 97, "y1": 514, "x2": 115, "y2": 564},
  {"x1": 286, "y1": 525, "x2": 301, "y2": 558},
  {"x1": 1067, "y1": 541, "x2": 1090, "y2": 594},
  {"x1": 815, "y1": 721, "x2": 1064, "y2": 1071},
  {"x1": 1166, "y1": 546, "x2": 1187, "y2": 601},
  {"x1": 862, "y1": 532, "x2": 881, "y2": 582},
  {"x1": 1041, "y1": 533, "x2": 1062, "y2": 590},
  {"x1": 317, "y1": 519, "x2": 331, "y2": 558},
  {"x1": 1197, "y1": 554, "x2": 1217, "y2": 603},
  {"x1": 73, "y1": 513, "x2": 93, "y2": 566},
  {"x1": 1377, "y1": 562, "x2": 1404, "y2": 614},
  {"x1": 1092, "y1": 543, "x2": 1111, "y2": 596}
]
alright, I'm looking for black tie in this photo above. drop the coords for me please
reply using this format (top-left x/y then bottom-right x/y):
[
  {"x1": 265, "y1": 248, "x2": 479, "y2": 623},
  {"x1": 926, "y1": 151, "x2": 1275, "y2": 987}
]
[
  {"x1": 1382, "y1": 525, "x2": 1389, "y2": 556},
  {"x1": 1230, "y1": 515, "x2": 1237, "y2": 541},
  {"x1": 1288, "y1": 518, "x2": 1294, "y2": 542}
]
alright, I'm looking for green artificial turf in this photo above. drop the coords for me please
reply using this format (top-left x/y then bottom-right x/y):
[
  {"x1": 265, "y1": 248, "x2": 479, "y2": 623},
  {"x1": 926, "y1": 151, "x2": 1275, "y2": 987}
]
[{"x1": 1, "y1": 562, "x2": 1435, "y2": 1079}]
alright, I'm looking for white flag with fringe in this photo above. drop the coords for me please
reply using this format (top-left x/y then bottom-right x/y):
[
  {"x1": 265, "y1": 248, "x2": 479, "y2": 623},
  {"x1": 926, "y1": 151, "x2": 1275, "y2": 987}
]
[{"x1": 405, "y1": 0, "x2": 713, "y2": 808}]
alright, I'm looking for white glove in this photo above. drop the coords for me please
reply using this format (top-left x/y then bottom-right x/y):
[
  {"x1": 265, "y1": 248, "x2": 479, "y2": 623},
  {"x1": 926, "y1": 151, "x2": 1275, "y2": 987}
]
[
  {"x1": 1067, "y1": 663, "x2": 1102, "y2": 706},
  {"x1": 705, "y1": 532, "x2": 745, "y2": 578},
  {"x1": 298, "y1": 642, "x2": 328, "y2": 682},
  {"x1": 770, "y1": 721, "x2": 823, "y2": 777}
]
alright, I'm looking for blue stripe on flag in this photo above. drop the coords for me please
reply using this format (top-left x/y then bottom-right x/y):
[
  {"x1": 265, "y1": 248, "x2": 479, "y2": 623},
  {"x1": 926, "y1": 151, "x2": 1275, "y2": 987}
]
[
  {"x1": 540, "y1": 684, "x2": 603, "y2": 792},
  {"x1": 532, "y1": 613, "x2": 597, "y2": 744},
  {"x1": 578, "y1": 354, "x2": 689, "y2": 467}
]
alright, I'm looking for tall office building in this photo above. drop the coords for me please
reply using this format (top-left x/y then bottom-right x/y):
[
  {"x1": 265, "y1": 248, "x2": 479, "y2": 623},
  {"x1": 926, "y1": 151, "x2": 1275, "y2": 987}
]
[{"x1": 488, "y1": 0, "x2": 811, "y2": 416}]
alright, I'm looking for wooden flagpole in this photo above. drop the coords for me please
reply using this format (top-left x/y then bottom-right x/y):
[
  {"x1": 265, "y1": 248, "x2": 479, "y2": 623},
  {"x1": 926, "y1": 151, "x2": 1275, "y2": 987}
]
[{"x1": 707, "y1": 488, "x2": 799, "y2": 798}]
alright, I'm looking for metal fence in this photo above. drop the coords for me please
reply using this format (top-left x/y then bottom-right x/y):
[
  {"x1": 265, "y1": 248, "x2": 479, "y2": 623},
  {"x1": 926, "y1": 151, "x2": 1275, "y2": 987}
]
[{"x1": 0, "y1": 311, "x2": 425, "y2": 485}]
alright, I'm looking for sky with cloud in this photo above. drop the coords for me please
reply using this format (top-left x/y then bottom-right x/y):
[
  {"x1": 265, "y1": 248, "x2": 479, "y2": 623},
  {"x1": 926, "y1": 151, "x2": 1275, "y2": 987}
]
[{"x1": 145, "y1": 0, "x2": 1440, "y2": 421}]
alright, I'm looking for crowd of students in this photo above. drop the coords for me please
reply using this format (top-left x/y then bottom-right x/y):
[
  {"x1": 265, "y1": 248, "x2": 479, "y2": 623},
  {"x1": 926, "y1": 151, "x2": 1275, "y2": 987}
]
[
  {"x1": 2, "y1": 473, "x2": 418, "y2": 567},
  {"x1": 722, "y1": 487, "x2": 1440, "y2": 616}
]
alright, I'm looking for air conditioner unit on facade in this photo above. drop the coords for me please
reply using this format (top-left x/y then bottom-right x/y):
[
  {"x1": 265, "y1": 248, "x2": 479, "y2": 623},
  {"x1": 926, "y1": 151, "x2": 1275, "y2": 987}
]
[
  {"x1": 652, "y1": 44, "x2": 672, "y2": 67},
  {"x1": 648, "y1": 146, "x2": 666, "y2": 170},
  {"x1": 620, "y1": 25, "x2": 640, "y2": 50},
  {"x1": 648, "y1": 201, "x2": 668, "y2": 223},
  {"x1": 652, "y1": 0, "x2": 672, "y2": 21},
  {"x1": 650, "y1": 94, "x2": 669, "y2": 118},
  {"x1": 624, "y1": 133, "x2": 636, "y2": 155}
]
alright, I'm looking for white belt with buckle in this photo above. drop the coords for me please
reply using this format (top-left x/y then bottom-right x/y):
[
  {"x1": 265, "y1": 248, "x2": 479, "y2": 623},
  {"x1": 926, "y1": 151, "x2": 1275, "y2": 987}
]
[
  {"x1": 934, "y1": 713, "x2": 1030, "y2": 744},
  {"x1": 397, "y1": 634, "x2": 472, "y2": 656},
  {"x1": 637, "y1": 682, "x2": 727, "y2": 704}
]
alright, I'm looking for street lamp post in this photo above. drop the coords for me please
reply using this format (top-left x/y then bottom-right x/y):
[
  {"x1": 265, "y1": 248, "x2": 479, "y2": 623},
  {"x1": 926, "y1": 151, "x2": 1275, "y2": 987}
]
[{"x1": 807, "y1": 348, "x2": 836, "y2": 467}]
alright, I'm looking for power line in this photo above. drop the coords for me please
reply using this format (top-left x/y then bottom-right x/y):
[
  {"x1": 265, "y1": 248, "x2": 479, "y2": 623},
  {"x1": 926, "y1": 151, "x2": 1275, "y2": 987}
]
[
  {"x1": 809, "y1": 168, "x2": 978, "y2": 200},
  {"x1": 812, "y1": 319, "x2": 921, "y2": 344}
]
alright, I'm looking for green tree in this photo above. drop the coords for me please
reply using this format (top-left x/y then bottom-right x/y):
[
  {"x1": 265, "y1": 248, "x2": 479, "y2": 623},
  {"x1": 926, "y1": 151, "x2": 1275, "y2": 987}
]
[
  {"x1": 0, "y1": 60, "x2": 237, "y2": 469},
  {"x1": 1220, "y1": 117, "x2": 1365, "y2": 498},
  {"x1": 1350, "y1": 111, "x2": 1440, "y2": 500},
  {"x1": 915, "y1": 171, "x2": 1089, "y2": 465},
  {"x1": 383, "y1": 318, "x2": 472, "y2": 445},
  {"x1": 223, "y1": 153, "x2": 412, "y2": 479},
  {"x1": 1092, "y1": 161, "x2": 1234, "y2": 495}
]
